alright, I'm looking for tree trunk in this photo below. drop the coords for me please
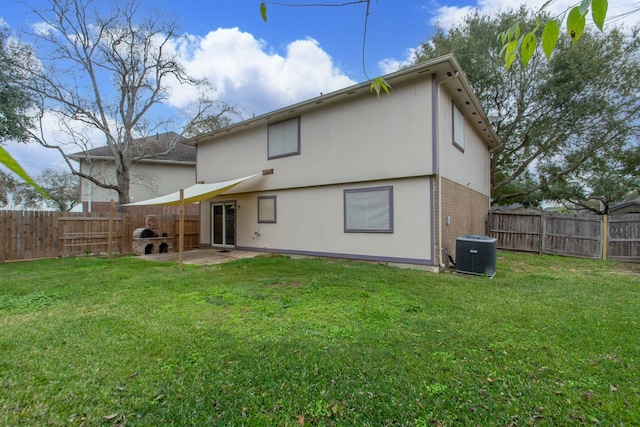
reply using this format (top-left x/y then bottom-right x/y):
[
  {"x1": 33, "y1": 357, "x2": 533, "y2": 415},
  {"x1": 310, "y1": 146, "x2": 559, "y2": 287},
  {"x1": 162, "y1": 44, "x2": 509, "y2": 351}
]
[{"x1": 115, "y1": 159, "x2": 132, "y2": 212}]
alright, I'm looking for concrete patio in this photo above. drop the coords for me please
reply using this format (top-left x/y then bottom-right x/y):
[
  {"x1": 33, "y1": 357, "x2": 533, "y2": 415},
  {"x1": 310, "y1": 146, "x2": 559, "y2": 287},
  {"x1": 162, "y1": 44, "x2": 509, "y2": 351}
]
[{"x1": 137, "y1": 248, "x2": 261, "y2": 265}]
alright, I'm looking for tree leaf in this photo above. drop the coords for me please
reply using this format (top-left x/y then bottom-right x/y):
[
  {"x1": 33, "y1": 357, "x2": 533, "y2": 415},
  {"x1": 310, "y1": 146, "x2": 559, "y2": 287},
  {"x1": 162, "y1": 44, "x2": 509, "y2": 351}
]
[
  {"x1": 510, "y1": 24, "x2": 521, "y2": 41},
  {"x1": 539, "y1": 0, "x2": 555, "y2": 11},
  {"x1": 578, "y1": 0, "x2": 592, "y2": 16},
  {"x1": 521, "y1": 32, "x2": 537, "y2": 67},
  {"x1": 370, "y1": 79, "x2": 380, "y2": 96},
  {"x1": 0, "y1": 146, "x2": 47, "y2": 197},
  {"x1": 379, "y1": 78, "x2": 392, "y2": 95},
  {"x1": 592, "y1": 0, "x2": 608, "y2": 31},
  {"x1": 504, "y1": 39, "x2": 519, "y2": 69},
  {"x1": 499, "y1": 30, "x2": 507, "y2": 44},
  {"x1": 567, "y1": 6, "x2": 586, "y2": 41},
  {"x1": 260, "y1": 2, "x2": 268, "y2": 22},
  {"x1": 500, "y1": 42, "x2": 509, "y2": 56},
  {"x1": 541, "y1": 20, "x2": 560, "y2": 59},
  {"x1": 370, "y1": 77, "x2": 392, "y2": 97}
]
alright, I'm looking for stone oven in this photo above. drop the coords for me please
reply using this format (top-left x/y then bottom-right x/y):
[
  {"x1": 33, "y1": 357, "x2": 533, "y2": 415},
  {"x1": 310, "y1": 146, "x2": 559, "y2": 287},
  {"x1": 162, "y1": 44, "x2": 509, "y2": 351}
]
[{"x1": 132, "y1": 227, "x2": 173, "y2": 256}]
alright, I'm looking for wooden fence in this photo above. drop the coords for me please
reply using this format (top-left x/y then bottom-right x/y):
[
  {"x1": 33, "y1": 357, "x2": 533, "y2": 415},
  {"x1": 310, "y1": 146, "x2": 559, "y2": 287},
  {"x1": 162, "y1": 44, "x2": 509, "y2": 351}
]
[
  {"x1": 608, "y1": 215, "x2": 640, "y2": 262},
  {"x1": 0, "y1": 211, "x2": 199, "y2": 262},
  {"x1": 487, "y1": 211, "x2": 640, "y2": 262}
]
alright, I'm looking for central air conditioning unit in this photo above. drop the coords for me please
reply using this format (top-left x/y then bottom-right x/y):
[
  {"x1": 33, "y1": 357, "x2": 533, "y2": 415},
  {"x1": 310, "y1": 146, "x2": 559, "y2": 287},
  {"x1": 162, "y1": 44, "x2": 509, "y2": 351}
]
[{"x1": 455, "y1": 235, "x2": 497, "y2": 277}]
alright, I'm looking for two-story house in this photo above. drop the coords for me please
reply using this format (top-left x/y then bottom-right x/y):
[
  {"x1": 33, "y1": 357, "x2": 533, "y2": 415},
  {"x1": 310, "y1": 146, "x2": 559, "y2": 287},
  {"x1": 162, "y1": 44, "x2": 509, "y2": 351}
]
[
  {"x1": 69, "y1": 132, "x2": 198, "y2": 214},
  {"x1": 136, "y1": 54, "x2": 498, "y2": 270}
]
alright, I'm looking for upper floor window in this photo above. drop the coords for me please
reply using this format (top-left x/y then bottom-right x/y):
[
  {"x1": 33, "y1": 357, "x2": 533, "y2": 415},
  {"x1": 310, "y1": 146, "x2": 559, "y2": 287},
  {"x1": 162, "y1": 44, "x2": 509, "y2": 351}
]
[
  {"x1": 452, "y1": 102, "x2": 465, "y2": 152},
  {"x1": 268, "y1": 117, "x2": 300, "y2": 159}
]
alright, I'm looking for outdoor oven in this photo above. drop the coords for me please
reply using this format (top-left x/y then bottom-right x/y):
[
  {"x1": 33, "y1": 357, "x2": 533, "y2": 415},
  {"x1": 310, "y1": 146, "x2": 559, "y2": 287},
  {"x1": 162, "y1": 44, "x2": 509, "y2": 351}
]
[{"x1": 132, "y1": 227, "x2": 173, "y2": 256}]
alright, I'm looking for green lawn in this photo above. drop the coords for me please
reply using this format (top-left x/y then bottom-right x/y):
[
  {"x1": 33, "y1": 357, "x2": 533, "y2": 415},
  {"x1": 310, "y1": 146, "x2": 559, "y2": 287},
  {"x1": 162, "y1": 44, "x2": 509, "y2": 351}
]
[{"x1": 1, "y1": 252, "x2": 638, "y2": 426}]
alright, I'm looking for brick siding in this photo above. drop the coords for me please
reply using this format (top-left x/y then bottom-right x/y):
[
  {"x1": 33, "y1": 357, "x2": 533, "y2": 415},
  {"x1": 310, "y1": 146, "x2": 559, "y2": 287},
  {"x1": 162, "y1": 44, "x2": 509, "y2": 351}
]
[{"x1": 439, "y1": 178, "x2": 490, "y2": 264}]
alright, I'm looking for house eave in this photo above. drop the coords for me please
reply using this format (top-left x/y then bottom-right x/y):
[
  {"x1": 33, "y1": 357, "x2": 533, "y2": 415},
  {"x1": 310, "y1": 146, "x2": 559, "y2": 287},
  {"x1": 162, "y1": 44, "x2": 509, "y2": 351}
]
[
  {"x1": 68, "y1": 154, "x2": 195, "y2": 166},
  {"x1": 184, "y1": 54, "x2": 500, "y2": 150}
]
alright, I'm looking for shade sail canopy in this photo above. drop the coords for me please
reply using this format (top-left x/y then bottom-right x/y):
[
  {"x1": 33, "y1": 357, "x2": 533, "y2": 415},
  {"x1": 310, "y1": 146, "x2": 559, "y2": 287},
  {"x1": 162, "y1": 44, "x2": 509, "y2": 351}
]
[{"x1": 123, "y1": 173, "x2": 261, "y2": 206}]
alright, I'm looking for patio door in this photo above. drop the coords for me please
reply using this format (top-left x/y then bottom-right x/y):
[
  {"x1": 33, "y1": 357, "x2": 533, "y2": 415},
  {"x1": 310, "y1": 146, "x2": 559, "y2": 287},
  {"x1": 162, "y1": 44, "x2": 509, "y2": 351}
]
[{"x1": 211, "y1": 202, "x2": 236, "y2": 247}]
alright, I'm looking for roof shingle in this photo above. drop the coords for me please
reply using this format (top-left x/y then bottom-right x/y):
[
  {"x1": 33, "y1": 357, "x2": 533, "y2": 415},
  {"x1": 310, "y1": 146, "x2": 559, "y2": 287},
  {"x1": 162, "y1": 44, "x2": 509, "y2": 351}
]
[{"x1": 69, "y1": 131, "x2": 195, "y2": 163}]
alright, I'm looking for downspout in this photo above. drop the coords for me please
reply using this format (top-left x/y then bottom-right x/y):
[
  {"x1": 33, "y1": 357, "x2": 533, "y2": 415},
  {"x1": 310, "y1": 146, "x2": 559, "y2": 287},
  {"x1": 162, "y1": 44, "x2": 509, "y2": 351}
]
[{"x1": 435, "y1": 70, "x2": 459, "y2": 269}]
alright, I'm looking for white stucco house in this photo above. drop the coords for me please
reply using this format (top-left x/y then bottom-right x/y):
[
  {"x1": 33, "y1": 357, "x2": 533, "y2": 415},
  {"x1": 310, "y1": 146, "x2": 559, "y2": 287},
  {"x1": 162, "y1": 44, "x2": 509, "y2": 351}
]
[
  {"x1": 180, "y1": 54, "x2": 498, "y2": 270},
  {"x1": 69, "y1": 132, "x2": 198, "y2": 214}
]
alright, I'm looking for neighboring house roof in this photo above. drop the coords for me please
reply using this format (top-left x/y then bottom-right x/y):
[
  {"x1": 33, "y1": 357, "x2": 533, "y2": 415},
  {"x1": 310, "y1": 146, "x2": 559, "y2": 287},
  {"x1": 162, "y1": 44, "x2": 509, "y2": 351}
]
[
  {"x1": 184, "y1": 54, "x2": 500, "y2": 149},
  {"x1": 491, "y1": 204, "x2": 546, "y2": 214},
  {"x1": 609, "y1": 198, "x2": 640, "y2": 215},
  {"x1": 68, "y1": 131, "x2": 195, "y2": 165}
]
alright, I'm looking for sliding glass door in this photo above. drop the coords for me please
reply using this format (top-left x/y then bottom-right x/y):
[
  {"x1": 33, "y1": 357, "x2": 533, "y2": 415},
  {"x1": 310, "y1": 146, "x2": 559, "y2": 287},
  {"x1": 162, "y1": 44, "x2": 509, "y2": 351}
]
[{"x1": 211, "y1": 202, "x2": 236, "y2": 247}]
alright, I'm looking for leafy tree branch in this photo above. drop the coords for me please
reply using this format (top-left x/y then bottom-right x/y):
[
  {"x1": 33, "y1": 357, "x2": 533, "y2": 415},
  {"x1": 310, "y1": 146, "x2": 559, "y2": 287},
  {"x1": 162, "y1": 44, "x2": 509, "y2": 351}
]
[
  {"x1": 499, "y1": 0, "x2": 639, "y2": 68},
  {"x1": 416, "y1": 8, "x2": 640, "y2": 208}
]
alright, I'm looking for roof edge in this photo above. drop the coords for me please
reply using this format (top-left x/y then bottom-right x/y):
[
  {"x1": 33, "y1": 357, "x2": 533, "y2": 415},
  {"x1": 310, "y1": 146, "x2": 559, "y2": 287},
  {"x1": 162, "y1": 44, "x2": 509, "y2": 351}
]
[
  {"x1": 68, "y1": 154, "x2": 195, "y2": 166},
  {"x1": 185, "y1": 54, "x2": 499, "y2": 149}
]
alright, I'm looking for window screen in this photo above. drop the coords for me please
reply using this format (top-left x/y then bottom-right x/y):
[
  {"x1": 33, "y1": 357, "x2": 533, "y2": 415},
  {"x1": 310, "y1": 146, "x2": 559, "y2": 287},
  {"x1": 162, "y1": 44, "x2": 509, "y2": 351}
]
[
  {"x1": 268, "y1": 117, "x2": 300, "y2": 159},
  {"x1": 453, "y1": 102, "x2": 465, "y2": 152},
  {"x1": 344, "y1": 186, "x2": 393, "y2": 233},
  {"x1": 258, "y1": 196, "x2": 277, "y2": 223}
]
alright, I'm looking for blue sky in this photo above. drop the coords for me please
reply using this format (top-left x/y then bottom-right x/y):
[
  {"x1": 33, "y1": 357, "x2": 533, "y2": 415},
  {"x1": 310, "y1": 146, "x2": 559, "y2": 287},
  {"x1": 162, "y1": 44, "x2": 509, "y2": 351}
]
[{"x1": 2, "y1": 0, "x2": 639, "y2": 176}]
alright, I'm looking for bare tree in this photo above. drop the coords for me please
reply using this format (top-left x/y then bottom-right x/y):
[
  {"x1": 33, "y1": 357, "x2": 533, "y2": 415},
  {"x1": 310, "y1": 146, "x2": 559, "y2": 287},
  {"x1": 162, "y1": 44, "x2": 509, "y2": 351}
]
[{"x1": 14, "y1": 0, "x2": 231, "y2": 208}]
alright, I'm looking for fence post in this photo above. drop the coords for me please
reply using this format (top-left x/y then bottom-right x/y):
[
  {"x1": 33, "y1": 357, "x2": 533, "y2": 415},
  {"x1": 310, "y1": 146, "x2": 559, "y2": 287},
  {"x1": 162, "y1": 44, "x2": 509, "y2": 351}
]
[
  {"x1": 540, "y1": 215, "x2": 546, "y2": 255},
  {"x1": 539, "y1": 214, "x2": 543, "y2": 255},
  {"x1": 107, "y1": 199, "x2": 115, "y2": 257},
  {"x1": 179, "y1": 189, "x2": 184, "y2": 271},
  {"x1": 602, "y1": 214, "x2": 608, "y2": 260}
]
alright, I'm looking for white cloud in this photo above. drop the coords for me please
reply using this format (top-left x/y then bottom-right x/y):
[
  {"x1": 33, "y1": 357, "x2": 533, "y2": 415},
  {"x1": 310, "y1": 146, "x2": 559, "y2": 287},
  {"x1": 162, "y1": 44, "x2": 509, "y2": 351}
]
[
  {"x1": 378, "y1": 47, "x2": 418, "y2": 74},
  {"x1": 30, "y1": 21, "x2": 58, "y2": 37},
  {"x1": 4, "y1": 142, "x2": 68, "y2": 178},
  {"x1": 168, "y1": 27, "x2": 356, "y2": 118},
  {"x1": 430, "y1": 5, "x2": 476, "y2": 30},
  {"x1": 5, "y1": 28, "x2": 359, "y2": 176},
  {"x1": 3, "y1": 111, "x2": 107, "y2": 178}
]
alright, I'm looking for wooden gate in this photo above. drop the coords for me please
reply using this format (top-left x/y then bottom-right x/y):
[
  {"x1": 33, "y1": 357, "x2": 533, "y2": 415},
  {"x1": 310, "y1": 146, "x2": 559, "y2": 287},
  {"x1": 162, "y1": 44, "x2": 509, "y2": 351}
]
[
  {"x1": 608, "y1": 215, "x2": 640, "y2": 262},
  {"x1": 543, "y1": 215, "x2": 602, "y2": 259},
  {"x1": 486, "y1": 212, "x2": 542, "y2": 254}
]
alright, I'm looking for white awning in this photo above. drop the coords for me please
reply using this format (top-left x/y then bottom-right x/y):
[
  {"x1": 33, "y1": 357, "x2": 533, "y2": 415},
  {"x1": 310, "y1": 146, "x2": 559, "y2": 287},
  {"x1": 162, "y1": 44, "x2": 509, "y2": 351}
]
[{"x1": 123, "y1": 173, "x2": 261, "y2": 206}]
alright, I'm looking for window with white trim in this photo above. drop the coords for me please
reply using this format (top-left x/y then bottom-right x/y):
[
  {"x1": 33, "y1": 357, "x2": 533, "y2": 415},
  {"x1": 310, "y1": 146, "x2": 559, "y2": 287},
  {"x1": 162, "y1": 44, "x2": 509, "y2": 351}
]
[
  {"x1": 452, "y1": 102, "x2": 465, "y2": 152},
  {"x1": 344, "y1": 186, "x2": 393, "y2": 233},
  {"x1": 258, "y1": 195, "x2": 277, "y2": 223},
  {"x1": 268, "y1": 117, "x2": 300, "y2": 159}
]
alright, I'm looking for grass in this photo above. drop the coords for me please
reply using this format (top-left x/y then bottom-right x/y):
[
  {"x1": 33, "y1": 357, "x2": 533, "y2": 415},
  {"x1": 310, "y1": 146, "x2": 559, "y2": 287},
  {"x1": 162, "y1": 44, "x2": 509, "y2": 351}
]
[{"x1": 0, "y1": 252, "x2": 638, "y2": 426}]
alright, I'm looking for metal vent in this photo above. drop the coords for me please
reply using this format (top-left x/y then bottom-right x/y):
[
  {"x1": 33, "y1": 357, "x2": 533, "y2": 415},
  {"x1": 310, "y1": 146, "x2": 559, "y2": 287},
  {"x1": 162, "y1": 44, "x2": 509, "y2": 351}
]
[{"x1": 455, "y1": 235, "x2": 497, "y2": 277}]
